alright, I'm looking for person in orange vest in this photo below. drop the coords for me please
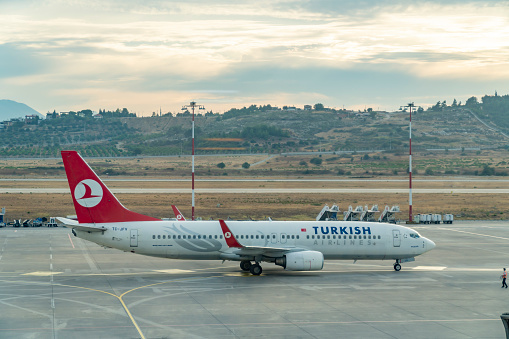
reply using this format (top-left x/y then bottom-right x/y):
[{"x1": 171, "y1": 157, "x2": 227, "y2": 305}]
[{"x1": 502, "y1": 268, "x2": 508, "y2": 288}]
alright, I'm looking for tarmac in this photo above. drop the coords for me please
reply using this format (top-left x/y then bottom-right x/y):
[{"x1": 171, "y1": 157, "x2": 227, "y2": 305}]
[{"x1": 0, "y1": 220, "x2": 508, "y2": 339}]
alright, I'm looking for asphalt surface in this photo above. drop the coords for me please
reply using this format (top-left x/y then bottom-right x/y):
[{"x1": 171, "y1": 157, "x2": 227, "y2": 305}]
[
  {"x1": 0, "y1": 221, "x2": 508, "y2": 338},
  {"x1": 2, "y1": 188, "x2": 509, "y2": 194}
]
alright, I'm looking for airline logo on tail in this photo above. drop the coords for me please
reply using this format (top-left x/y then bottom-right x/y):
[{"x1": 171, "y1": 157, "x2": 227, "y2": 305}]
[
  {"x1": 61, "y1": 150, "x2": 160, "y2": 223},
  {"x1": 74, "y1": 179, "x2": 103, "y2": 207}
]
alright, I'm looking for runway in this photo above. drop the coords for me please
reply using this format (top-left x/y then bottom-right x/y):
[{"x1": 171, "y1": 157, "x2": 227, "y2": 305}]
[
  {"x1": 2, "y1": 188, "x2": 509, "y2": 194},
  {"x1": 0, "y1": 221, "x2": 508, "y2": 338}
]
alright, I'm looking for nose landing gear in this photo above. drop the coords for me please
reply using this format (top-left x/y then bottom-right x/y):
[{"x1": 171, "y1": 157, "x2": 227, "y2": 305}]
[{"x1": 394, "y1": 259, "x2": 401, "y2": 271}]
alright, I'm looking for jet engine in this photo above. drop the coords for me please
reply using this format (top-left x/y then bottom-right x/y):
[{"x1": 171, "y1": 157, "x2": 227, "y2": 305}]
[{"x1": 275, "y1": 251, "x2": 324, "y2": 271}]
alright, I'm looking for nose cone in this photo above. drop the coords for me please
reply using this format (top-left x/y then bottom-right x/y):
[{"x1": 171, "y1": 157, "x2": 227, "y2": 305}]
[{"x1": 425, "y1": 238, "x2": 436, "y2": 251}]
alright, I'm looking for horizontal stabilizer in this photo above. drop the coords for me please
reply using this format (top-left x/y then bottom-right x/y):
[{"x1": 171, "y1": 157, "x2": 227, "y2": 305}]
[{"x1": 56, "y1": 217, "x2": 107, "y2": 232}]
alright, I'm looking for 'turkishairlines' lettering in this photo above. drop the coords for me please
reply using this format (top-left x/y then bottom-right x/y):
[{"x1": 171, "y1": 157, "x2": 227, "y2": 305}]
[{"x1": 312, "y1": 226, "x2": 372, "y2": 235}]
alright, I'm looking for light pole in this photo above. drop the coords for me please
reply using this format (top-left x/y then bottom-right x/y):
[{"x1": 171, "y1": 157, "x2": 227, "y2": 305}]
[
  {"x1": 182, "y1": 101, "x2": 205, "y2": 220},
  {"x1": 401, "y1": 102, "x2": 415, "y2": 222}
]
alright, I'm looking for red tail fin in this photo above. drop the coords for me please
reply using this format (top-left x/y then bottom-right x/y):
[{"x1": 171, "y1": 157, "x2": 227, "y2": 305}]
[
  {"x1": 61, "y1": 151, "x2": 160, "y2": 223},
  {"x1": 219, "y1": 220, "x2": 243, "y2": 248},
  {"x1": 171, "y1": 205, "x2": 186, "y2": 221}
]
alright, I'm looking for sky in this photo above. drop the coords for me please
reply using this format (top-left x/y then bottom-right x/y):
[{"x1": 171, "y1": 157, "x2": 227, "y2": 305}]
[{"x1": 1, "y1": 0, "x2": 508, "y2": 116}]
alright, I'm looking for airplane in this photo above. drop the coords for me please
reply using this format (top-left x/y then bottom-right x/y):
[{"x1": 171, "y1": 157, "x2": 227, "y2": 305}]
[
  {"x1": 58, "y1": 150, "x2": 435, "y2": 275},
  {"x1": 171, "y1": 205, "x2": 186, "y2": 221}
]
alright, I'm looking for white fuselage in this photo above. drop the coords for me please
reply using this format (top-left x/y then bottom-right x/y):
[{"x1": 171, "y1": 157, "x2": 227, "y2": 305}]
[{"x1": 74, "y1": 220, "x2": 434, "y2": 262}]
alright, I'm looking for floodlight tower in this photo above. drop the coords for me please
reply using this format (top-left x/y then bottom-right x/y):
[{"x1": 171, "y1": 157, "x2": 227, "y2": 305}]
[
  {"x1": 401, "y1": 102, "x2": 415, "y2": 222},
  {"x1": 182, "y1": 101, "x2": 205, "y2": 220}
]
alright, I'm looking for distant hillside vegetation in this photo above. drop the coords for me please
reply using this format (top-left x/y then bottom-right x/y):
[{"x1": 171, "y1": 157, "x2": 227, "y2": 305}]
[{"x1": 0, "y1": 100, "x2": 42, "y2": 120}]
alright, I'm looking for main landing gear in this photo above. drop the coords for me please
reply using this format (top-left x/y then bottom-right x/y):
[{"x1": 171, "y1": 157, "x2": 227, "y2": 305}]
[
  {"x1": 393, "y1": 259, "x2": 402, "y2": 271},
  {"x1": 240, "y1": 260, "x2": 262, "y2": 275}
]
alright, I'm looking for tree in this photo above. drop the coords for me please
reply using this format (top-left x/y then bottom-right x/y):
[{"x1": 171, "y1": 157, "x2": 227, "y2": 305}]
[
  {"x1": 481, "y1": 164, "x2": 495, "y2": 176},
  {"x1": 310, "y1": 157, "x2": 322, "y2": 165},
  {"x1": 313, "y1": 103, "x2": 324, "y2": 111},
  {"x1": 465, "y1": 96, "x2": 478, "y2": 106},
  {"x1": 217, "y1": 162, "x2": 226, "y2": 169},
  {"x1": 242, "y1": 162, "x2": 250, "y2": 169}
]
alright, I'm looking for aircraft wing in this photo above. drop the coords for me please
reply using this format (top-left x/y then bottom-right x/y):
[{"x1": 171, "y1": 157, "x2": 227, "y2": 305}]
[
  {"x1": 56, "y1": 217, "x2": 107, "y2": 232},
  {"x1": 228, "y1": 245, "x2": 299, "y2": 258},
  {"x1": 219, "y1": 219, "x2": 304, "y2": 258}
]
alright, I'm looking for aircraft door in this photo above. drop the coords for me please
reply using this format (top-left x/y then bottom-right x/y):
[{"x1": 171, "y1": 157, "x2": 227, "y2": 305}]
[
  {"x1": 392, "y1": 230, "x2": 401, "y2": 247},
  {"x1": 271, "y1": 233, "x2": 277, "y2": 244},
  {"x1": 280, "y1": 233, "x2": 287, "y2": 244},
  {"x1": 130, "y1": 229, "x2": 138, "y2": 247}
]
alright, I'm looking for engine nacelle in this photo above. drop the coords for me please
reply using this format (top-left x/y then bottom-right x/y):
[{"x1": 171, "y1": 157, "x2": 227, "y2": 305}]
[{"x1": 275, "y1": 251, "x2": 324, "y2": 271}]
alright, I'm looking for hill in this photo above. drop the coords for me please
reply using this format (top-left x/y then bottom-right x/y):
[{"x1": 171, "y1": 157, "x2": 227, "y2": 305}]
[{"x1": 0, "y1": 100, "x2": 42, "y2": 120}]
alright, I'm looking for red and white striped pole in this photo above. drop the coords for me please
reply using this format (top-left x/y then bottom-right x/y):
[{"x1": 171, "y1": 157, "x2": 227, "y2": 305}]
[
  {"x1": 191, "y1": 103, "x2": 195, "y2": 220},
  {"x1": 182, "y1": 101, "x2": 205, "y2": 221},
  {"x1": 407, "y1": 103, "x2": 415, "y2": 222}
]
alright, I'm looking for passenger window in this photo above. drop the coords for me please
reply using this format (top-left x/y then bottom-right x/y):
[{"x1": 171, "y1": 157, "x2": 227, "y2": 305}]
[
  {"x1": 214, "y1": 235, "x2": 218, "y2": 239},
  {"x1": 273, "y1": 235, "x2": 276, "y2": 239},
  {"x1": 152, "y1": 235, "x2": 155, "y2": 239},
  {"x1": 327, "y1": 235, "x2": 330, "y2": 239},
  {"x1": 296, "y1": 235, "x2": 299, "y2": 239},
  {"x1": 163, "y1": 235, "x2": 166, "y2": 239},
  {"x1": 261, "y1": 235, "x2": 264, "y2": 239},
  {"x1": 378, "y1": 235, "x2": 381, "y2": 239},
  {"x1": 311, "y1": 235, "x2": 315, "y2": 239},
  {"x1": 177, "y1": 235, "x2": 181, "y2": 239},
  {"x1": 349, "y1": 235, "x2": 352, "y2": 239},
  {"x1": 157, "y1": 235, "x2": 161, "y2": 239},
  {"x1": 256, "y1": 235, "x2": 259, "y2": 239},
  {"x1": 363, "y1": 235, "x2": 366, "y2": 239},
  {"x1": 251, "y1": 235, "x2": 254, "y2": 239},
  {"x1": 307, "y1": 235, "x2": 310, "y2": 239},
  {"x1": 220, "y1": 235, "x2": 223, "y2": 239},
  {"x1": 292, "y1": 235, "x2": 295, "y2": 239}
]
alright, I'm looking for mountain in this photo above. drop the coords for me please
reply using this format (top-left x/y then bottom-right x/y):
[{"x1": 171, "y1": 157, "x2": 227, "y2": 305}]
[{"x1": 0, "y1": 100, "x2": 43, "y2": 121}]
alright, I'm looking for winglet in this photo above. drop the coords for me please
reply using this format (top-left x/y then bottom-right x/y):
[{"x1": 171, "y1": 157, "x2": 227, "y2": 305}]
[
  {"x1": 171, "y1": 205, "x2": 186, "y2": 221},
  {"x1": 219, "y1": 220, "x2": 243, "y2": 248}
]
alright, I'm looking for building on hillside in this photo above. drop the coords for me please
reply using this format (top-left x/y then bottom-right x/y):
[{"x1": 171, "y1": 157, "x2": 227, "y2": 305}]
[
  {"x1": 25, "y1": 114, "x2": 40, "y2": 125},
  {"x1": 283, "y1": 106, "x2": 297, "y2": 111}
]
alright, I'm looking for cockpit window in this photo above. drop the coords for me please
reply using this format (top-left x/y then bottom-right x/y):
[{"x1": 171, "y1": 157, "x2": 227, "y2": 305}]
[{"x1": 409, "y1": 233, "x2": 420, "y2": 239}]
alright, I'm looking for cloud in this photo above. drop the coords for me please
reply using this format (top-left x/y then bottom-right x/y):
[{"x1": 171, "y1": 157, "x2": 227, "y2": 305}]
[{"x1": 0, "y1": 0, "x2": 508, "y2": 113}]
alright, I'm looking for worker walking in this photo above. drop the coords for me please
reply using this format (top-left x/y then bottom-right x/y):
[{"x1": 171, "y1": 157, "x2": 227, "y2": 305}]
[{"x1": 502, "y1": 268, "x2": 508, "y2": 288}]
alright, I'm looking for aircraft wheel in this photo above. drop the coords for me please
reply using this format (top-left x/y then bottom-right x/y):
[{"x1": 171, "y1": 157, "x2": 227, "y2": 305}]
[
  {"x1": 240, "y1": 261, "x2": 252, "y2": 271},
  {"x1": 250, "y1": 264, "x2": 262, "y2": 275},
  {"x1": 394, "y1": 263, "x2": 401, "y2": 271}
]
